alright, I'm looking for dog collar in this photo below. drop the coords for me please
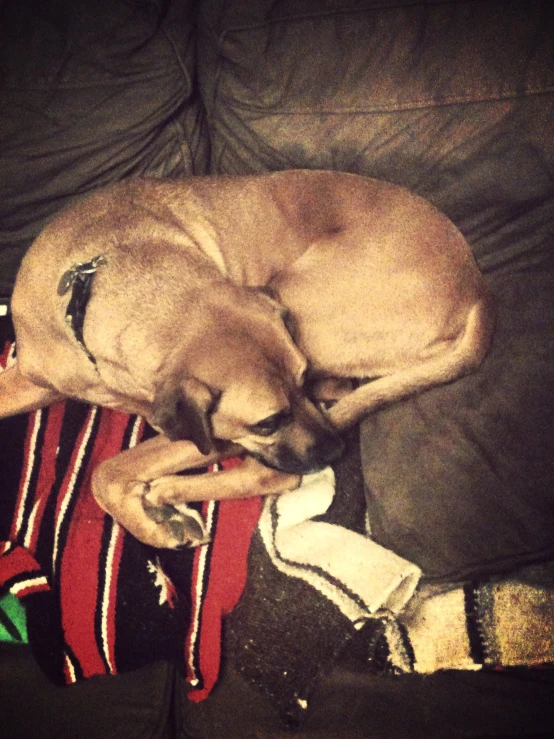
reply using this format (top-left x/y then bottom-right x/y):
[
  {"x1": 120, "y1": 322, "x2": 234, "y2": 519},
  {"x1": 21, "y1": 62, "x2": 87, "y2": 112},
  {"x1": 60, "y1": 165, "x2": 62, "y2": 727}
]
[{"x1": 58, "y1": 254, "x2": 107, "y2": 365}]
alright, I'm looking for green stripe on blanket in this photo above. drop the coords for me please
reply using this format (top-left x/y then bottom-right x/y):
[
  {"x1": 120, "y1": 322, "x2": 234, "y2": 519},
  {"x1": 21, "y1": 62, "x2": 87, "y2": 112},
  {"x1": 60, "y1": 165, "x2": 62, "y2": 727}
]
[{"x1": 0, "y1": 591, "x2": 28, "y2": 644}]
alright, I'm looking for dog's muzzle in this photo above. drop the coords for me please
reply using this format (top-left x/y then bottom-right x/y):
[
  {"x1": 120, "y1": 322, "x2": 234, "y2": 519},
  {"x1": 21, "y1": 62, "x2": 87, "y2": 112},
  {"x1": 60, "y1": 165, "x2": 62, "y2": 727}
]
[{"x1": 255, "y1": 429, "x2": 345, "y2": 475}]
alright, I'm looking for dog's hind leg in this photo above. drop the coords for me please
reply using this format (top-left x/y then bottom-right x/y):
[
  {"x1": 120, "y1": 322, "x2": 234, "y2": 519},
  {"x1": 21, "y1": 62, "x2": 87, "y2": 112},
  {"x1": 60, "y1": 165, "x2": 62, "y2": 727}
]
[
  {"x1": 327, "y1": 295, "x2": 494, "y2": 430},
  {"x1": 0, "y1": 363, "x2": 64, "y2": 419}
]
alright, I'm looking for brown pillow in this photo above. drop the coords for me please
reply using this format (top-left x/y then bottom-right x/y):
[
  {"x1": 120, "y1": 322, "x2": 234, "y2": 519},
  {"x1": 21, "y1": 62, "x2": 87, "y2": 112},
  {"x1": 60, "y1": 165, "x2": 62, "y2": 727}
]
[{"x1": 361, "y1": 257, "x2": 554, "y2": 581}]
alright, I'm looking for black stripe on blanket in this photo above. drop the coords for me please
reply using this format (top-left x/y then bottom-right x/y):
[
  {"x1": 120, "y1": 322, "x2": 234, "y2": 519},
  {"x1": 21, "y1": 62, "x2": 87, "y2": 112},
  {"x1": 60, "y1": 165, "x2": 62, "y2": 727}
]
[
  {"x1": 94, "y1": 515, "x2": 119, "y2": 673},
  {"x1": 34, "y1": 402, "x2": 92, "y2": 571},
  {"x1": 464, "y1": 581, "x2": 487, "y2": 666},
  {"x1": 25, "y1": 589, "x2": 67, "y2": 685},
  {"x1": 0, "y1": 411, "x2": 27, "y2": 540},
  {"x1": 15, "y1": 409, "x2": 49, "y2": 547}
]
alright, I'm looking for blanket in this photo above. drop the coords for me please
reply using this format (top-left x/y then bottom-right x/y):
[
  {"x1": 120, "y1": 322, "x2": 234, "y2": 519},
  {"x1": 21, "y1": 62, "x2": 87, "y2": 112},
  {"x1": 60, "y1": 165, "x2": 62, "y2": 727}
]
[
  {"x1": 0, "y1": 342, "x2": 419, "y2": 700},
  {"x1": 0, "y1": 341, "x2": 261, "y2": 699},
  {"x1": 227, "y1": 486, "x2": 554, "y2": 726},
  {"x1": 2, "y1": 340, "x2": 554, "y2": 727},
  {"x1": 227, "y1": 454, "x2": 554, "y2": 724}
]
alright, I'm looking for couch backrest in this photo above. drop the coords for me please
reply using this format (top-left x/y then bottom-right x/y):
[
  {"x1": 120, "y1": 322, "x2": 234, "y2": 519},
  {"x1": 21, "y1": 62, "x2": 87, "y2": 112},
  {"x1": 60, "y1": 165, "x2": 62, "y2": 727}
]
[
  {"x1": 198, "y1": 0, "x2": 554, "y2": 270},
  {"x1": 0, "y1": 0, "x2": 204, "y2": 299},
  {"x1": 2, "y1": 0, "x2": 553, "y2": 299}
]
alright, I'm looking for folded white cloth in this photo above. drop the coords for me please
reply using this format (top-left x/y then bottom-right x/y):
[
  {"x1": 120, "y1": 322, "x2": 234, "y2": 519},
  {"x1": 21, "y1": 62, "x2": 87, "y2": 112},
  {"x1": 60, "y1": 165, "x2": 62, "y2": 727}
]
[{"x1": 260, "y1": 468, "x2": 421, "y2": 626}]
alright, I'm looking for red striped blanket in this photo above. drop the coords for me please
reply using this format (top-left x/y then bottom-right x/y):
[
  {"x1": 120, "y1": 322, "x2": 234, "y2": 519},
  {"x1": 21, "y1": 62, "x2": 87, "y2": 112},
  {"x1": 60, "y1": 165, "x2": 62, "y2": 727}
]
[
  {"x1": 6, "y1": 337, "x2": 552, "y2": 727},
  {"x1": 0, "y1": 341, "x2": 261, "y2": 700}
]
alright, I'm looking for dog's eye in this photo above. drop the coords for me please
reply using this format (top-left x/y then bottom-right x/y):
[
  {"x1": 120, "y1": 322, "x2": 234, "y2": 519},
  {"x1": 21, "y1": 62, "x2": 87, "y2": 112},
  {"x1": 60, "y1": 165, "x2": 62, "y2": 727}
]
[{"x1": 249, "y1": 410, "x2": 291, "y2": 436}]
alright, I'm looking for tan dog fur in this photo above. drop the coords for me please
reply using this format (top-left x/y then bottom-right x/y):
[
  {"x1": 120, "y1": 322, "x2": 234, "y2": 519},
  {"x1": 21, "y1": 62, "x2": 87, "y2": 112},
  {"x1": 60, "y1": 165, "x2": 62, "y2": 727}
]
[{"x1": 0, "y1": 170, "x2": 494, "y2": 547}]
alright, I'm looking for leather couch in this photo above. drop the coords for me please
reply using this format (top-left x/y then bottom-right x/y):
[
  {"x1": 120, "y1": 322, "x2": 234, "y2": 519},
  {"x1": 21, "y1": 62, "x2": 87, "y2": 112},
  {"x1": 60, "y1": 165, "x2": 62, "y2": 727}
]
[{"x1": 1, "y1": 1, "x2": 553, "y2": 736}]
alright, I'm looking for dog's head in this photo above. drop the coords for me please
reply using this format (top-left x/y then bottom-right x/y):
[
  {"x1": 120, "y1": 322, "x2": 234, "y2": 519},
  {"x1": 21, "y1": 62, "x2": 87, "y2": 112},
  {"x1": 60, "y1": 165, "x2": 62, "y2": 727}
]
[{"x1": 150, "y1": 285, "x2": 343, "y2": 474}]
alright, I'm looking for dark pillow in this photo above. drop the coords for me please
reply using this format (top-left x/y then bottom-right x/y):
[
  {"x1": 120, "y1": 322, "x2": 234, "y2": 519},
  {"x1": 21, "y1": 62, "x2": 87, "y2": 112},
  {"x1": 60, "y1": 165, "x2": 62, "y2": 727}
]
[
  {"x1": 198, "y1": 0, "x2": 554, "y2": 269},
  {"x1": 0, "y1": 0, "x2": 208, "y2": 298},
  {"x1": 361, "y1": 253, "x2": 554, "y2": 581}
]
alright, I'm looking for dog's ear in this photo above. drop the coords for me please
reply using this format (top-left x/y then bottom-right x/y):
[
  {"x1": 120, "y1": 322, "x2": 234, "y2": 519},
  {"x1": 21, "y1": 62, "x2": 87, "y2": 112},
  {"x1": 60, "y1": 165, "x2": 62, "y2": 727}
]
[{"x1": 152, "y1": 377, "x2": 220, "y2": 455}]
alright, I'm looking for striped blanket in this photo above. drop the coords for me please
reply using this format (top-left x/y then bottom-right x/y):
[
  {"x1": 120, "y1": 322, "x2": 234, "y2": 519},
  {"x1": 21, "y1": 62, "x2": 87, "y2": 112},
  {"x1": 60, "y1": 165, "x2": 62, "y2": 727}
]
[
  {"x1": 227, "y1": 517, "x2": 554, "y2": 726},
  {"x1": 0, "y1": 341, "x2": 261, "y2": 699},
  {"x1": 3, "y1": 338, "x2": 554, "y2": 725},
  {"x1": 0, "y1": 340, "x2": 421, "y2": 713}
]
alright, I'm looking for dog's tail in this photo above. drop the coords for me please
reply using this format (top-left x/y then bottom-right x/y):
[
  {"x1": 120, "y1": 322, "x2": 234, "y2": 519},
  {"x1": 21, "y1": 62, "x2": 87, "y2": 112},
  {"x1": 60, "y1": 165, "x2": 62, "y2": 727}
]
[{"x1": 327, "y1": 290, "x2": 495, "y2": 431}]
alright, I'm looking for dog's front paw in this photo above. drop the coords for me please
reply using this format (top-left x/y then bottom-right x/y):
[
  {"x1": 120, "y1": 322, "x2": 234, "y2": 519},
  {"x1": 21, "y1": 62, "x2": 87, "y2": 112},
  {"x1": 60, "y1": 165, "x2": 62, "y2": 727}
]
[
  {"x1": 142, "y1": 497, "x2": 211, "y2": 549},
  {"x1": 92, "y1": 464, "x2": 210, "y2": 549}
]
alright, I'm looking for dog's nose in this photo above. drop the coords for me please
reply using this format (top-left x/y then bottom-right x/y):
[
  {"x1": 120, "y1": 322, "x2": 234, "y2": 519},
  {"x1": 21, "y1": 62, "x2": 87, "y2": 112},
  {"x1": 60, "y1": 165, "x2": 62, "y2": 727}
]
[
  {"x1": 315, "y1": 431, "x2": 344, "y2": 466},
  {"x1": 264, "y1": 430, "x2": 344, "y2": 475}
]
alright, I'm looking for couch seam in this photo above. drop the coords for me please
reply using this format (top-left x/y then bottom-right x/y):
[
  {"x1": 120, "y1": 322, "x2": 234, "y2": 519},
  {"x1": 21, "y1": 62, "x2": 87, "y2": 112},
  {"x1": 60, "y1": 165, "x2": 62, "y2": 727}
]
[
  {"x1": 211, "y1": 86, "x2": 554, "y2": 116},
  {"x1": 211, "y1": 0, "x2": 501, "y2": 36}
]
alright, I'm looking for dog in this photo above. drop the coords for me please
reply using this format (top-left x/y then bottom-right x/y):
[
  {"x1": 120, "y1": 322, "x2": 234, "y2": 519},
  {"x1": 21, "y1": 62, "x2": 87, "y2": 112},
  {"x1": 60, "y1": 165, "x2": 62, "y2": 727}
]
[{"x1": 0, "y1": 170, "x2": 494, "y2": 548}]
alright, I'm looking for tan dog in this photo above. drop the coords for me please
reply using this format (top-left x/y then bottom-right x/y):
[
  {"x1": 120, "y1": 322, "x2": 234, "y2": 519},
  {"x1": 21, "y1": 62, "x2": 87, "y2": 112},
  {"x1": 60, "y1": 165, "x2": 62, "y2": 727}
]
[{"x1": 0, "y1": 170, "x2": 494, "y2": 548}]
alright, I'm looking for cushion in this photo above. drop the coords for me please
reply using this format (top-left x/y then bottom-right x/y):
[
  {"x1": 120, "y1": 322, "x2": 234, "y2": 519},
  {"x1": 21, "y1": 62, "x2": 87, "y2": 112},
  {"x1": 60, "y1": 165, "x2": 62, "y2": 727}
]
[
  {"x1": 182, "y1": 645, "x2": 554, "y2": 739},
  {"x1": 361, "y1": 253, "x2": 554, "y2": 581},
  {"x1": 198, "y1": 0, "x2": 554, "y2": 581},
  {"x1": 0, "y1": 0, "x2": 207, "y2": 298},
  {"x1": 0, "y1": 645, "x2": 175, "y2": 739}
]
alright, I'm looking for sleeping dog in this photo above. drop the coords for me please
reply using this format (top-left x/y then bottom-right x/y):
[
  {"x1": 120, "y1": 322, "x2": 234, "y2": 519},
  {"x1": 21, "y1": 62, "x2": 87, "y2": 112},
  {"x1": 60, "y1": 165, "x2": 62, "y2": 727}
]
[{"x1": 0, "y1": 170, "x2": 494, "y2": 547}]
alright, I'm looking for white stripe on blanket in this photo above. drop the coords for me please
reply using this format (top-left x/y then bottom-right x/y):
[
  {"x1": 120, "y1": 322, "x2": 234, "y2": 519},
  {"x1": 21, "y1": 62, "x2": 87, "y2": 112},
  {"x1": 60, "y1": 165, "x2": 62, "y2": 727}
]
[{"x1": 260, "y1": 468, "x2": 421, "y2": 625}]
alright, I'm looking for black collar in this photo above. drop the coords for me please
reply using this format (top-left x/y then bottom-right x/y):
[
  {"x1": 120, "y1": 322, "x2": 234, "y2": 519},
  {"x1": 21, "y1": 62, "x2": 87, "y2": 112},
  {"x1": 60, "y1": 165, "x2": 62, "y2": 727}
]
[{"x1": 58, "y1": 255, "x2": 107, "y2": 365}]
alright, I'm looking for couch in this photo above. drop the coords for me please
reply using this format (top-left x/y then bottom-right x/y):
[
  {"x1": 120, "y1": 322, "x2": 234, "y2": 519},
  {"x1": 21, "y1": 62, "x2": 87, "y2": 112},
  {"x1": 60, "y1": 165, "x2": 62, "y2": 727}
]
[{"x1": 1, "y1": 1, "x2": 554, "y2": 736}]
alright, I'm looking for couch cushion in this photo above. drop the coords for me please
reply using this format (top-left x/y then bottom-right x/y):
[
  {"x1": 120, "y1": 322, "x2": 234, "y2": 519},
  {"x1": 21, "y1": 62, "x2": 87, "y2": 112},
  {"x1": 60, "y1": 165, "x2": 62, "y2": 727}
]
[
  {"x1": 361, "y1": 252, "x2": 554, "y2": 581},
  {"x1": 0, "y1": 0, "x2": 207, "y2": 298},
  {"x1": 181, "y1": 649, "x2": 554, "y2": 739},
  {"x1": 0, "y1": 645, "x2": 175, "y2": 739}
]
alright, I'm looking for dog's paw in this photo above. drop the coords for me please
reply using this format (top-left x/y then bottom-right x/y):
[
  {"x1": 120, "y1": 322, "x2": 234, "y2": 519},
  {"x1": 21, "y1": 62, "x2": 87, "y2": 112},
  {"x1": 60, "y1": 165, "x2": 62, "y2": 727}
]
[
  {"x1": 92, "y1": 466, "x2": 210, "y2": 549},
  {"x1": 142, "y1": 499, "x2": 211, "y2": 549}
]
